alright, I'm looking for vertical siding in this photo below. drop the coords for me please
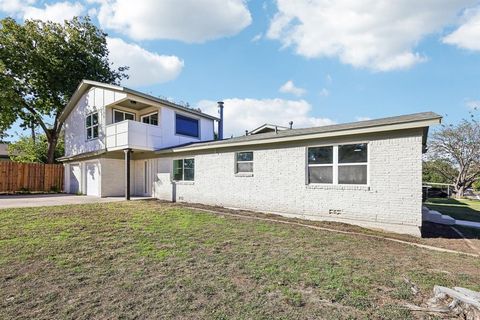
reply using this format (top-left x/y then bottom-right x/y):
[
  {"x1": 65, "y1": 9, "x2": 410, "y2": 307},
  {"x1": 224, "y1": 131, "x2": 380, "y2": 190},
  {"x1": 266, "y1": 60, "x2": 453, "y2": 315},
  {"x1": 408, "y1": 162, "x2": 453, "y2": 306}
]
[{"x1": 0, "y1": 162, "x2": 64, "y2": 192}]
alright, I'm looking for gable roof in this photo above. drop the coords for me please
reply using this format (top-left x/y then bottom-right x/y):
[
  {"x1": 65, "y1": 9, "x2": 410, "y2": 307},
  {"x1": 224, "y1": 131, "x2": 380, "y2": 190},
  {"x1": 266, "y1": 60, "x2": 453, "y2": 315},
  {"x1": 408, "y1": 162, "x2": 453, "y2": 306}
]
[
  {"x1": 156, "y1": 111, "x2": 442, "y2": 153},
  {"x1": 249, "y1": 123, "x2": 289, "y2": 135},
  {"x1": 59, "y1": 80, "x2": 219, "y2": 123}
]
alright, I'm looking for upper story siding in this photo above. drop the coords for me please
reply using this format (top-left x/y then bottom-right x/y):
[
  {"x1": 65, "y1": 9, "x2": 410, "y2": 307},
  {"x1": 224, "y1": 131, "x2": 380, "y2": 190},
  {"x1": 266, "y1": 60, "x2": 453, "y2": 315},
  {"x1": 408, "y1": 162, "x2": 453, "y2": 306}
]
[
  {"x1": 64, "y1": 86, "x2": 215, "y2": 157},
  {"x1": 64, "y1": 87, "x2": 127, "y2": 157}
]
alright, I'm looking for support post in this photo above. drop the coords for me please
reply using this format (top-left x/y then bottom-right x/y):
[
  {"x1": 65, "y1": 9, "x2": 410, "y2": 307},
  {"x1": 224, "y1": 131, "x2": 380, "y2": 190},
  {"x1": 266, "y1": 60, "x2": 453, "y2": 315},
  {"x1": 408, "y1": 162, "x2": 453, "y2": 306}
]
[{"x1": 124, "y1": 148, "x2": 132, "y2": 200}]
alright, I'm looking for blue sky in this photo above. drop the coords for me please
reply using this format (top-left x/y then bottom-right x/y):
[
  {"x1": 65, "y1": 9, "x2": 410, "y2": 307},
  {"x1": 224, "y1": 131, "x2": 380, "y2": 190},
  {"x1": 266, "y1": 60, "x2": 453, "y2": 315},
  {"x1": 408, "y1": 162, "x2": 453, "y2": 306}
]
[{"x1": 2, "y1": 0, "x2": 480, "y2": 139}]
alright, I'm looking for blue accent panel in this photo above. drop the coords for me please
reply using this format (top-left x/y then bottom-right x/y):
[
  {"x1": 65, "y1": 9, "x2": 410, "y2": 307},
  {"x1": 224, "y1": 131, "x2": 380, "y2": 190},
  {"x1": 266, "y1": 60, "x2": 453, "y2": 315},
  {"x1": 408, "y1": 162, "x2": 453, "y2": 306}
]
[{"x1": 176, "y1": 114, "x2": 199, "y2": 137}]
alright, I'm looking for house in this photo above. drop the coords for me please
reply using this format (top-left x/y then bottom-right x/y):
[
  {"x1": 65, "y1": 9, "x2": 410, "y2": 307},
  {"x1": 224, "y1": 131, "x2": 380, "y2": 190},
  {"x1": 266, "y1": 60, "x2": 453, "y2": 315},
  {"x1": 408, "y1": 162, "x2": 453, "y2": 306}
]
[
  {"x1": 0, "y1": 142, "x2": 9, "y2": 161},
  {"x1": 248, "y1": 123, "x2": 289, "y2": 135},
  {"x1": 59, "y1": 80, "x2": 442, "y2": 236}
]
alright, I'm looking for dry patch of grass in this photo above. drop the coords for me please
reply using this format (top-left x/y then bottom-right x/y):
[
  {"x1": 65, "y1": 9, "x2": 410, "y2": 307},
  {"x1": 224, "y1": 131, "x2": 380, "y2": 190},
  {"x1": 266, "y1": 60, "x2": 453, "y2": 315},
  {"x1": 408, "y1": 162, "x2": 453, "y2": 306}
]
[{"x1": 1, "y1": 201, "x2": 479, "y2": 319}]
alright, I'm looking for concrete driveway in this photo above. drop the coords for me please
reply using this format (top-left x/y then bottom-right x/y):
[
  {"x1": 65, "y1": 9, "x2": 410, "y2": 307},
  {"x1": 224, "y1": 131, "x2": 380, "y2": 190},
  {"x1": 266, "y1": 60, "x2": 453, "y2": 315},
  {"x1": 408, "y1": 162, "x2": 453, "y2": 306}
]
[{"x1": 0, "y1": 194, "x2": 149, "y2": 209}]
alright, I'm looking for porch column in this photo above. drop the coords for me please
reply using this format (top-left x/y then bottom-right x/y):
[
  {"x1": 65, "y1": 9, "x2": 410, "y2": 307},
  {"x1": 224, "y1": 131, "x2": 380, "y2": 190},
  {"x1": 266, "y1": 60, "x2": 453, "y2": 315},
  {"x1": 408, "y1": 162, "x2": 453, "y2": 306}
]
[{"x1": 124, "y1": 148, "x2": 132, "y2": 200}]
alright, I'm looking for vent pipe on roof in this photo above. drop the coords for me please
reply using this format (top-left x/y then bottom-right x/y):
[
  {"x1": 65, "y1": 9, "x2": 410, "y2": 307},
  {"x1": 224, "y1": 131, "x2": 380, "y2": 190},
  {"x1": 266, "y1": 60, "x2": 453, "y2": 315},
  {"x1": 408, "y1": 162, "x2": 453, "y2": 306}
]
[
  {"x1": 275, "y1": 126, "x2": 278, "y2": 134},
  {"x1": 217, "y1": 101, "x2": 224, "y2": 140},
  {"x1": 289, "y1": 121, "x2": 293, "y2": 129}
]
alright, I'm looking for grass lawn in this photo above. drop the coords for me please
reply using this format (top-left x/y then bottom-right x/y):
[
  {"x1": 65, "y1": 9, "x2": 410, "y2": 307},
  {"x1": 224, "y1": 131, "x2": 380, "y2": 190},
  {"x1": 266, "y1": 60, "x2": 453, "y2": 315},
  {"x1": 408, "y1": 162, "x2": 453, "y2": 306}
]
[
  {"x1": 1, "y1": 201, "x2": 480, "y2": 319},
  {"x1": 425, "y1": 197, "x2": 480, "y2": 223}
]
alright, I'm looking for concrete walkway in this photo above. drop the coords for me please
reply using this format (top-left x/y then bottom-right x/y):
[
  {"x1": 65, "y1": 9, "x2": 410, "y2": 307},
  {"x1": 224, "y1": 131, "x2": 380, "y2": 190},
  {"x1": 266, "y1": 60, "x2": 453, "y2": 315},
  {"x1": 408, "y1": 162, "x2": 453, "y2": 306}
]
[
  {"x1": 0, "y1": 194, "x2": 151, "y2": 209},
  {"x1": 423, "y1": 206, "x2": 480, "y2": 230}
]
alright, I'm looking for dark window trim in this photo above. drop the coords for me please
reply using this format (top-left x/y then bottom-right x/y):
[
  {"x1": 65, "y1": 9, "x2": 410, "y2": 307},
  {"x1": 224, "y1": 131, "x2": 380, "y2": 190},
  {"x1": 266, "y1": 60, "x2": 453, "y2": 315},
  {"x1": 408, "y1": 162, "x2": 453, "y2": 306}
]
[{"x1": 174, "y1": 113, "x2": 200, "y2": 139}]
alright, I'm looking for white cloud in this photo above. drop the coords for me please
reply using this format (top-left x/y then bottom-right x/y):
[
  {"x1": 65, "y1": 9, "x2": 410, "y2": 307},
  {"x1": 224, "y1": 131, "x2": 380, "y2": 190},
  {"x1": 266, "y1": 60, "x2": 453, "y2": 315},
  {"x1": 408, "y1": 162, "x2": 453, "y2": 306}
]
[
  {"x1": 443, "y1": 7, "x2": 480, "y2": 51},
  {"x1": 279, "y1": 80, "x2": 306, "y2": 96},
  {"x1": 198, "y1": 98, "x2": 335, "y2": 137},
  {"x1": 0, "y1": 1, "x2": 85, "y2": 23},
  {"x1": 107, "y1": 37, "x2": 184, "y2": 87},
  {"x1": 0, "y1": 0, "x2": 34, "y2": 14},
  {"x1": 251, "y1": 33, "x2": 262, "y2": 42},
  {"x1": 319, "y1": 88, "x2": 329, "y2": 97},
  {"x1": 267, "y1": 0, "x2": 475, "y2": 71},
  {"x1": 466, "y1": 99, "x2": 480, "y2": 110},
  {"x1": 95, "y1": 0, "x2": 252, "y2": 43},
  {"x1": 23, "y1": 1, "x2": 84, "y2": 22}
]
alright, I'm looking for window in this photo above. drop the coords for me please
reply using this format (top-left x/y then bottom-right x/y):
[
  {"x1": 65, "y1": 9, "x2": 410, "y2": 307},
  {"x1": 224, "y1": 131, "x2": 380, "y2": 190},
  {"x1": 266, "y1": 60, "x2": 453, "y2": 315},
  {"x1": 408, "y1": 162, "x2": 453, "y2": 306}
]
[
  {"x1": 86, "y1": 112, "x2": 99, "y2": 140},
  {"x1": 173, "y1": 158, "x2": 195, "y2": 181},
  {"x1": 113, "y1": 109, "x2": 135, "y2": 123},
  {"x1": 338, "y1": 143, "x2": 368, "y2": 185},
  {"x1": 236, "y1": 152, "x2": 253, "y2": 173},
  {"x1": 307, "y1": 143, "x2": 368, "y2": 185},
  {"x1": 175, "y1": 114, "x2": 199, "y2": 137},
  {"x1": 141, "y1": 112, "x2": 158, "y2": 125},
  {"x1": 307, "y1": 146, "x2": 333, "y2": 183}
]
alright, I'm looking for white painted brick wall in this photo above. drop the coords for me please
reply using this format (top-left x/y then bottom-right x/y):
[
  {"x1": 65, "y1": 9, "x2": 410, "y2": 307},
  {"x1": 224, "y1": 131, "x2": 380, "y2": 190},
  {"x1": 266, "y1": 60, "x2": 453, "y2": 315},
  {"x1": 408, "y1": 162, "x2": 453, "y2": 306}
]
[{"x1": 153, "y1": 128, "x2": 424, "y2": 235}]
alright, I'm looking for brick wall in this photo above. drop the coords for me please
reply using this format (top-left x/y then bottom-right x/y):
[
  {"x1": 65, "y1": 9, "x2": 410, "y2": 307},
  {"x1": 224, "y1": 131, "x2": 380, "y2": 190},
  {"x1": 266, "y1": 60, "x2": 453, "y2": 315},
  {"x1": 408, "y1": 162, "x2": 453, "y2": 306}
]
[{"x1": 153, "y1": 128, "x2": 424, "y2": 236}]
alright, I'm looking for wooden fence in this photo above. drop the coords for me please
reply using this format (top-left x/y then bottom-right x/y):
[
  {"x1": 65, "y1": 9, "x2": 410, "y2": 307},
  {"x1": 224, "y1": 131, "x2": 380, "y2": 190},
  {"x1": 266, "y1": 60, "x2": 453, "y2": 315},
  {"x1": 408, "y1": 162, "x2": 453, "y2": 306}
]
[{"x1": 0, "y1": 162, "x2": 64, "y2": 193}]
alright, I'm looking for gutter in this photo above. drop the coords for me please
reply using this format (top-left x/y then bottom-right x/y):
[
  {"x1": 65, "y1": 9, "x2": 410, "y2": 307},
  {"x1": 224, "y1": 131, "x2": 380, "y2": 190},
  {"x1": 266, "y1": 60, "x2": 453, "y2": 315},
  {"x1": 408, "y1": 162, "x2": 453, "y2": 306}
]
[
  {"x1": 57, "y1": 149, "x2": 107, "y2": 162},
  {"x1": 155, "y1": 117, "x2": 442, "y2": 154}
]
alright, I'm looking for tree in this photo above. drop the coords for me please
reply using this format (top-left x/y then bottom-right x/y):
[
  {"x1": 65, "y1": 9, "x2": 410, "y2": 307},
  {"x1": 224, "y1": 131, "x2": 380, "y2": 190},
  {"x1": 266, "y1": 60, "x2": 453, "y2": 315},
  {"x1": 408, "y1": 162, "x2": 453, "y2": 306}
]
[
  {"x1": 422, "y1": 159, "x2": 458, "y2": 184},
  {"x1": 8, "y1": 133, "x2": 64, "y2": 163},
  {"x1": 0, "y1": 17, "x2": 127, "y2": 163},
  {"x1": 428, "y1": 115, "x2": 480, "y2": 197},
  {"x1": 474, "y1": 180, "x2": 480, "y2": 192}
]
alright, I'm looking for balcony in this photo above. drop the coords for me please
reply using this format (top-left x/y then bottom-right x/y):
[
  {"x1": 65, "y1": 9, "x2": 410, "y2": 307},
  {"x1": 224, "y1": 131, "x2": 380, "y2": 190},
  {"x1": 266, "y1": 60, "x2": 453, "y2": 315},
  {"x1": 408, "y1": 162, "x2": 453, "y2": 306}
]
[{"x1": 106, "y1": 120, "x2": 162, "y2": 151}]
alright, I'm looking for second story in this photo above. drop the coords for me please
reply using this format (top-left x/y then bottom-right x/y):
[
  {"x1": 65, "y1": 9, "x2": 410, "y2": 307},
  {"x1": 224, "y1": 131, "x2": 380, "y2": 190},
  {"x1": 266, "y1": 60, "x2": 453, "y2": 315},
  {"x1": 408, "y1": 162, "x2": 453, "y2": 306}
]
[{"x1": 60, "y1": 80, "x2": 219, "y2": 157}]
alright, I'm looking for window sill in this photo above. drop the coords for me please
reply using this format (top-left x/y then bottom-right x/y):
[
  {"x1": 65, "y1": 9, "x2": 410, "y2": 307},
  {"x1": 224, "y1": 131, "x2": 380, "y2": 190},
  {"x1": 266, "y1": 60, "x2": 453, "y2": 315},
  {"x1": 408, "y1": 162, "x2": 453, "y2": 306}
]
[
  {"x1": 306, "y1": 184, "x2": 370, "y2": 191},
  {"x1": 235, "y1": 172, "x2": 254, "y2": 177},
  {"x1": 174, "y1": 181, "x2": 195, "y2": 185}
]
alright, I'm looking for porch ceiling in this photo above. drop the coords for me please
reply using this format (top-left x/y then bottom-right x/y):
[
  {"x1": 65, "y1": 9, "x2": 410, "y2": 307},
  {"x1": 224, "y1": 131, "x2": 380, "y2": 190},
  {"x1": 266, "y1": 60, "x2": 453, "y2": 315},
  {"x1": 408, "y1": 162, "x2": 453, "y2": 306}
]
[{"x1": 116, "y1": 99, "x2": 152, "y2": 110}]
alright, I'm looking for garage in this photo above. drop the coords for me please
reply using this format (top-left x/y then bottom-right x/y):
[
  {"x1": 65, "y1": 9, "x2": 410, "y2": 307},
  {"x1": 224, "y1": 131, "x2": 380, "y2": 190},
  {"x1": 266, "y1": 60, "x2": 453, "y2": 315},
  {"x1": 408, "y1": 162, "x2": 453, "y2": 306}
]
[
  {"x1": 85, "y1": 162, "x2": 100, "y2": 196},
  {"x1": 69, "y1": 164, "x2": 81, "y2": 194}
]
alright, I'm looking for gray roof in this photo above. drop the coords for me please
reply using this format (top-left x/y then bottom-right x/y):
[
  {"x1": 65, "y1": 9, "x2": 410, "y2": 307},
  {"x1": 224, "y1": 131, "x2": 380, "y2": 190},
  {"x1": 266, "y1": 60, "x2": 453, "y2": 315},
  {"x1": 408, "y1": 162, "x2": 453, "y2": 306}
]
[
  {"x1": 157, "y1": 111, "x2": 442, "y2": 152},
  {"x1": 59, "y1": 80, "x2": 219, "y2": 123}
]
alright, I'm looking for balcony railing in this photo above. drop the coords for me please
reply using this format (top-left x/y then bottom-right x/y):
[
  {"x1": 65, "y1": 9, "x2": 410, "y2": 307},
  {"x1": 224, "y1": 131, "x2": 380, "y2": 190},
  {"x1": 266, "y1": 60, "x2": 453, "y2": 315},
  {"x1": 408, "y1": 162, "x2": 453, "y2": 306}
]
[{"x1": 106, "y1": 120, "x2": 162, "y2": 151}]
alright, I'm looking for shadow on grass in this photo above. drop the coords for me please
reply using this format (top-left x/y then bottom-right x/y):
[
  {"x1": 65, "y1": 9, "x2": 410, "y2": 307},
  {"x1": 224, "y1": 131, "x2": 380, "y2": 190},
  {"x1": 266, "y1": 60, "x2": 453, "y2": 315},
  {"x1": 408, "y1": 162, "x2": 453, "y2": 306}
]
[
  {"x1": 425, "y1": 197, "x2": 480, "y2": 223},
  {"x1": 421, "y1": 222, "x2": 480, "y2": 240}
]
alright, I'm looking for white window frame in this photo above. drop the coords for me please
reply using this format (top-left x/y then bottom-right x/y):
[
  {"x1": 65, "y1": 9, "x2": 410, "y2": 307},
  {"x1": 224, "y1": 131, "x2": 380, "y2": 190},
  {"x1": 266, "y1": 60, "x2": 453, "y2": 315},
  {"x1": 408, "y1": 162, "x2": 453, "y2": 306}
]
[
  {"x1": 235, "y1": 151, "x2": 254, "y2": 173},
  {"x1": 85, "y1": 112, "x2": 99, "y2": 141},
  {"x1": 113, "y1": 108, "x2": 135, "y2": 123},
  {"x1": 140, "y1": 112, "x2": 159, "y2": 126},
  {"x1": 307, "y1": 143, "x2": 369, "y2": 186},
  {"x1": 172, "y1": 158, "x2": 195, "y2": 181}
]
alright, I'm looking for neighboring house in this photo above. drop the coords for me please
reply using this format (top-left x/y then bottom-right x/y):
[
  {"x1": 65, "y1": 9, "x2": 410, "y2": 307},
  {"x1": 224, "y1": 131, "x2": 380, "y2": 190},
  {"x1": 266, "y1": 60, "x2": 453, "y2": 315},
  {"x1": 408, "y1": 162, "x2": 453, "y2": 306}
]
[
  {"x1": 248, "y1": 123, "x2": 289, "y2": 135},
  {"x1": 0, "y1": 143, "x2": 10, "y2": 161},
  {"x1": 59, "y1": 80, "x2": 442, "y2": 236}
]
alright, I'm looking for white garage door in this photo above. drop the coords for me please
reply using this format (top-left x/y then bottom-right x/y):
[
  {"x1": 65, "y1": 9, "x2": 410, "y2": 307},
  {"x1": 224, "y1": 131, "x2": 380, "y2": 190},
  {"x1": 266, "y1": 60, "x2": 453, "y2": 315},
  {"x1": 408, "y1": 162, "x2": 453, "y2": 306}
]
[
  {"x1": 85, "y1": 162, "x2": 100, "y2": 196},
  {"x1": 69, "y1": 164, "x2": 81, "y2": 194}
]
